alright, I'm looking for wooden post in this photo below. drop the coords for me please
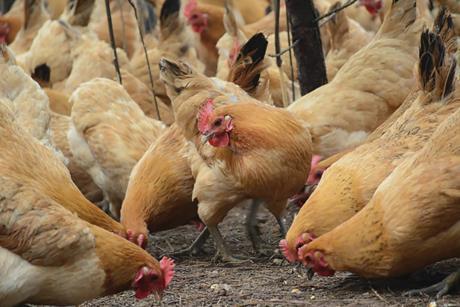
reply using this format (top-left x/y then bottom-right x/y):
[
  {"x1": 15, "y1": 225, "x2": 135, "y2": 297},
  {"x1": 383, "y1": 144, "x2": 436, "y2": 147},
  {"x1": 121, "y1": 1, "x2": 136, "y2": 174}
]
[{"x1": 285, "y1": 0, "x2": 327, "y2": 96}]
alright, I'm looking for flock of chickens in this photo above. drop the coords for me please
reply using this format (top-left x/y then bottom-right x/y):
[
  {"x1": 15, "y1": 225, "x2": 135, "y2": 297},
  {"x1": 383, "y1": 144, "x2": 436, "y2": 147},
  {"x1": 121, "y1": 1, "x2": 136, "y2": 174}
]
[{"x1": 0, "y1": 0, "x2": 459, "y2": 305}]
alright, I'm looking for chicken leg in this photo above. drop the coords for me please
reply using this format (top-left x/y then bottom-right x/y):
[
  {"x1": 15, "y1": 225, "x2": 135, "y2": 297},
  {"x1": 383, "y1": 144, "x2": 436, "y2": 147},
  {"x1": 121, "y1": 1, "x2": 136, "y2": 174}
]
[
  {"x1": 404, "y1": 269, "x2": 460, "y2": 299},
  {"x1": 168, "y1": 227, "x2": 210, "y2": 258},
  {"x1": 209, "y1": 225, "x2": 251, "y2": 264},
  {"x1": 246, "y1": 199, "x2": 263, "y2": 253}
]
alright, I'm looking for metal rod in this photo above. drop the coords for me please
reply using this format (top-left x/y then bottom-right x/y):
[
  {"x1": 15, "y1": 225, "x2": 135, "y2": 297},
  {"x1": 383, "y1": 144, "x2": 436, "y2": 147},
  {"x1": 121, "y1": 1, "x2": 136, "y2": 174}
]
[
  {"x1": 128, "y1": 0, "x2": 162, "y2": 121},
  {"x1": 104, "y1": 0, "x2": 123, "y2": 84},
  {"x1": 286, "y1": 5, "x2": 296, "y2": 102}
]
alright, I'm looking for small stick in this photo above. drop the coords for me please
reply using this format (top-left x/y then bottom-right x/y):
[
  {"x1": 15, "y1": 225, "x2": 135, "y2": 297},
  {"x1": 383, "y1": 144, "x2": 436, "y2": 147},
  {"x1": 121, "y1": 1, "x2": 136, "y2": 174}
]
[
  {"x1": 369, "y1": 284, "x2": 391, "y2": 304},
  {"x1": 268, "y1": 39, "x2": 299, "y2": 57},
  {"x1": 286, "y1": 6, "x2": 296, "y2": 102},
  {"x1": 104, "y1": 0, "x2": 123, "y2": 84},
  {"x1": 273, "y1": 0, "x2": 289, "y2": 107},
  {"x1": 128, "y1": 0, "x2": 162, "y2": 121},
  {"x1": 315, "y1": 0, "x2": 358, "y2": 22}
]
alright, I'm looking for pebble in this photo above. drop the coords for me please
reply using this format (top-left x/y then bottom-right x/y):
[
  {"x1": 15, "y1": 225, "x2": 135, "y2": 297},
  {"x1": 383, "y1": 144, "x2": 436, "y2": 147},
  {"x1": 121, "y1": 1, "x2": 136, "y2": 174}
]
[
  {"x1": 428, "y1": 302, "x2": 437, "y2": 307},
  {"x1": 291, "y1": 288, "x2": 302, "y2": 294},
  {"x1": 273, "y1": 258, "x2": 283, "y2": 265},
  {"x1": 310, "y1": 295, "x2": 316, "y2": 300},
  {"x1": 210, "y1": 283, "x2": 231, "y2": 296}
]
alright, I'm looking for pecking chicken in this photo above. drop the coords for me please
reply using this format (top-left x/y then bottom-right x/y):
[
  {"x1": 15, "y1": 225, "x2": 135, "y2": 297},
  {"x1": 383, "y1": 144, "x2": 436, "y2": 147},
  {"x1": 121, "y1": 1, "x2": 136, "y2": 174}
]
[
  {"x1": 297, "y1": 44, "x2": 460, "y2": 297},
  {"x1": 282, "y1": 8, "x2": 458, "y2": 263},
  {"x1": 0, "y1": 102, "x2": 174, "y2": 304},
  {"x1": 159, "y1": 57, "x2": 312, "y2": 261},
  {"x1": 68, "y1": 78, "x2": 166, "y2": 219}
]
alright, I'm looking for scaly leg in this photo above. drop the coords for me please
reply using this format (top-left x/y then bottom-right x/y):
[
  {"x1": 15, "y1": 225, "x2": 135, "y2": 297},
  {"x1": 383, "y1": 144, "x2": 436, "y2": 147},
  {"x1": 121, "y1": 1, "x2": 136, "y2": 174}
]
[
  {"x1": 168, "y1": 227, "x2": 210, "y2": 258},
  {"x1": 209, "y1": 225, "x2": 251, "y2": 264},
  {"x1": 246, "y1": 199, "x2": 263, "y2": 253},
  {"x1": 404, "y1": 269, "x2": 460, "y2": 299},
  {"x1": 276, "y1": 216, "x2": 287, "y2": 237}
]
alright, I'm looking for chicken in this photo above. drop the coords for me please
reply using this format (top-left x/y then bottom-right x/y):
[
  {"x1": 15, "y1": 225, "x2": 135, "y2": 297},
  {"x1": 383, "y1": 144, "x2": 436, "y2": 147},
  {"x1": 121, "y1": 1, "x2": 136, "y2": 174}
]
[
  {"x1": 0, "y1": 102, "x2": 174, "y2": 305},
  {"x1": 68, "y1": 78, "x2": 166, "y2": 219},
  {"x1": 297, "y1": 45, "x2": 460, "y2": 298},
  {"x1": 120, "y1": 124, "x2": 199, "y2": 248},
  {"x1": 159, "y1": 58, "x2": 312, "y2": 261},
  {"x1": 44, "y1": 88, "x2": 71, "y2": 115},
  {"x1": 130, "y1": 0, "x2": 204, "y2": 105},
  {"x1": 183, "y1": 0, "x2": 225, "y2": 75},
  {"x1": 0, "y1": 42, "x2": 50, "y2": 145},
  {"x1": 287, "y1": 0, "x2": 424, "y2": 158},
  {"x1": 345, "y1": 3, "x2": 381, "y2": 32},
  {"x1": 49, "y1": 112, "x2": 104, "y2": 204},
  {"x1": 120, "y1": 69, "x2": 175, "y2": 124},
  {"x1": 120, "y1": 39, "x2": 272, "y2": 249},
  {"x1": 215, "y1": 4, "x2": 296, "y2": 106},
  {"x1": 88, "y1": 0, "x2": 140, "y2": 58},
  {"x1": 0, "y1": 0, "x2": 23, "y2": 45},
  {"x1": 324, "y1": 2, "x2": 373, "y2": 80},
  {"x1": 8, "y1": 0, "x2": 50, "y2": 56},
  {"x1": 199, "y1": 0, "x2": 268, "y2": 24},
  {"x1": 0, "y1": 63, "x2": 122, "y2": 239},
  {"x1": 282, "y1": 9, "x2": 457, "y2": 263}
]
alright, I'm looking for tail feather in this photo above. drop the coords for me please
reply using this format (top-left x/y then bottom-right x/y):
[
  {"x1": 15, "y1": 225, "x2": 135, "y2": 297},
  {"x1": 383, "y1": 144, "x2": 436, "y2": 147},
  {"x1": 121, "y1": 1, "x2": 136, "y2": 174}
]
[
  {"x1": 160, "y1": 0, "x2": 181, "y2": 39},
  {"x1": 227, "y1": 32, "x2": 269, "y2": 94},
  {"x1": 418, "y1": 10, "x2": 456, "y2": 100},
  {"x1": 378, "y1": 0, "x2": 417, "y2": 37},
  {"x1": 433, "y1": 7, "x2": 457, "y2": 54}
]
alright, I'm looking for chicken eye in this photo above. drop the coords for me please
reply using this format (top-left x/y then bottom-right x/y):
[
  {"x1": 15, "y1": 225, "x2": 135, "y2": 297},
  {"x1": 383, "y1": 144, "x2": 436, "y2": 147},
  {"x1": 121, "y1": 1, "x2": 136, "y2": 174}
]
[{"x1": 213, "y1": 118, "x2": 223, "y2": 127}]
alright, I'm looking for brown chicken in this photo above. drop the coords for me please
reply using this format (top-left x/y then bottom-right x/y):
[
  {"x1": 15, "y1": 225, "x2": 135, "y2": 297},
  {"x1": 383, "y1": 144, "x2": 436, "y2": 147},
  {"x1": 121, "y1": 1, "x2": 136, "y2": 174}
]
[
  {"x1": 120, "y1": 41, "x2": 271, "y2": 249},
  {"x1": 0, "y1": 0, "x2": 23, "y2": 45},
  {"x1": 159, "y1": 57, "x2": 312, "y2": 262},
  {"x1": 8, "y1": 0, "x2": 50, "y2": 56},
  {"x1": 69, "y1": 78, "x2": 166, "y2": 219},
  {"x1": 0, "y1": 70, "x2": 122, "y2": 239},
  {"x1": 297, "y1": 47, "x2": 460, "y2": 297},
  {"x1": 282, "y1": 8, "x2": 457, "y2": 262},
  {"x1": 287, "y1": 0, "x2": 424, "y2": 158},
  {"x1": 0, "y1": 100, "x2": 174, "y2": 304},
  {"x1": 49, "y1": 112, "x2": 104, "y2": 204},
  {"x1": 324, "y1": 2, "x2": 373, "y2": 80},
  {"x1": 88, "y1": 0, "x2": 140, "y2": 58},
  {"x1": 130, "y1": 0, "x2": 204, "y2": 105}
]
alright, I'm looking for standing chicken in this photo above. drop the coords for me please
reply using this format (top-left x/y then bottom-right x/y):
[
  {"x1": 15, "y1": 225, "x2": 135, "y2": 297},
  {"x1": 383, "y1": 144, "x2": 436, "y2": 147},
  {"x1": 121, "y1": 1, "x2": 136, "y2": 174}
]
[
  {"x1": 297, "y1": 49, "x2": 460, "y2": 297},
  {"x1": 160, "y1": 58, "x2": 312, "y2": 261},
  {"x1": 69, "y1": 78, "x2": 166, "y2": 219},
  {"x1": 282, "y1": 9, "x2": 458, "y2": 262},
  {"x1": 0, "y1": 99, "x2": 174, "y2": 305}
]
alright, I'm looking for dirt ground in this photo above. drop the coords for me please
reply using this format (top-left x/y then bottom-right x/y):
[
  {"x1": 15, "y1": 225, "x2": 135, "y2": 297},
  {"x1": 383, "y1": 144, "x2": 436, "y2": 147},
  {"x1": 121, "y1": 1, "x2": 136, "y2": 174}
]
[{"x1": 42, "y1": 204, "x2": 460, "y2": 306}]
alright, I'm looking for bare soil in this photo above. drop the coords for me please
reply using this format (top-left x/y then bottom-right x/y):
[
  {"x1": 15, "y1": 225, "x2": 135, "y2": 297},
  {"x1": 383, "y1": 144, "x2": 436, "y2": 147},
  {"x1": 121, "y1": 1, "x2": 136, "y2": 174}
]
[{"x1": 44, "y1": 205, "x2": 460, "y2": 306}]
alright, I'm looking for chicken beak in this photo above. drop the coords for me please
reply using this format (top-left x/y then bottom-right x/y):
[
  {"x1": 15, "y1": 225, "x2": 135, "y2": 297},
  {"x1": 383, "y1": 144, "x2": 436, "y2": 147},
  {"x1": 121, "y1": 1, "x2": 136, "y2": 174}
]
[{"x1": 201, "y1": 131, "x2": 214, "y2": 144}]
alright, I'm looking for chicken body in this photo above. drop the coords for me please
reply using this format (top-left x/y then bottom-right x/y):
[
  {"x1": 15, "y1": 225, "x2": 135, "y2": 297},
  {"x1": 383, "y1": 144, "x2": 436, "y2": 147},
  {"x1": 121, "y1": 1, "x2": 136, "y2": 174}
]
[
  {"x1": 69, "y1": 78, "x2": 166, "y2": 219},
  {"x1": 283, "y1": 8, "x2": 456, "y2": 262},
  {"x1": 288, "y1": 0, "x2": 424, "y2": 158},
  {"x1": 325, "y1": 2, "x2": 373, "y2": 80},
  {"x1": 299, "y1": 106, "x2": 460, "y2": 279},
  {"x1": 0, "y1": 168, "x2": 172, "y2": 306}
]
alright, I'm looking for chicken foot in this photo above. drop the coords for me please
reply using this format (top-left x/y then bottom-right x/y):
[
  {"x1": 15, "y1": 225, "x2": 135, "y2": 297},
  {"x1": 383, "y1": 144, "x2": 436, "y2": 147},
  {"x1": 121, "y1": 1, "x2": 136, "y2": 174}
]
[
  {"x1": 168, "y1": 227, "x2": 210, "y2": 258},
  {"x1": 404, "y1": 269, "x2": 460, "y2": 299},
  {"x1": 246, "y1": 199, "x2": 288, "y2": 257},
  {"x1": 209, "y1": 225, "x2": 252, "y2": 264}
]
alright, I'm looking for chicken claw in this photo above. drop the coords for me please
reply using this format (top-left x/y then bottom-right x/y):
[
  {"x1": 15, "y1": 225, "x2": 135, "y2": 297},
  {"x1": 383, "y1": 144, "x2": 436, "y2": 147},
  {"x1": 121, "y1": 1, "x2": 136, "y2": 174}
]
[
  {"x1": 167, "y1": 227, "x2": 210, "y2": 258},
  {"x1": 404, "y1": 270, "x2": 460, "y2": 299},
  {"x1": 208, "y1": 226, "x2": 252, "y2": 265}
]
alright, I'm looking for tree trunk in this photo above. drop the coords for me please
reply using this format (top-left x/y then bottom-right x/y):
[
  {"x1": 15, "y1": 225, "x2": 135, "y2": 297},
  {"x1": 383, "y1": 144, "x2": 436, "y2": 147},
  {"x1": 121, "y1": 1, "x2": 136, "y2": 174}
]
[{"x1": 285, "y1": 0, "x2": 327, "y2": 96}]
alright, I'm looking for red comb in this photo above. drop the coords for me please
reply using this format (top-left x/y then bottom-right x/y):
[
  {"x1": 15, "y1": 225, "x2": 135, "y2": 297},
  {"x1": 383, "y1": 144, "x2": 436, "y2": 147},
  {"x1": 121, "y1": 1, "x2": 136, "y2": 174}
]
[
  {"x1": 197, "y1": 98, "x2": 214, "y2": 133},
  {"x1": 160, "y1": 257, "x2": 175, "y2": 288},
  {"x1": 228, "y1": 39, "x2": 241, "y2": 66},
  {"x1": 279, "y1": 239, "x2": 297, "y2": 263},
  {"x1": 184, "y1": 0, "x2": 197, "y2": 18}
]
